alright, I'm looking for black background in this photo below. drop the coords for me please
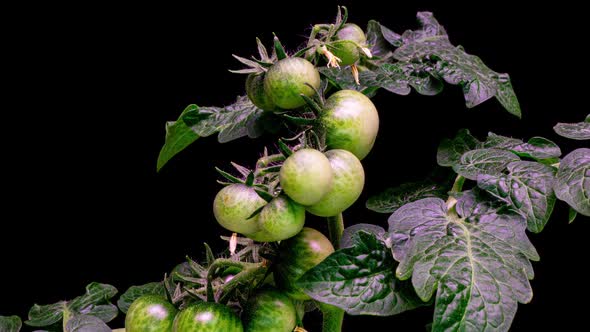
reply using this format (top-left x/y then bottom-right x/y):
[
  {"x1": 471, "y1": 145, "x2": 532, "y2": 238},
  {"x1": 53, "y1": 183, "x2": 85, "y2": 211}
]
[{"x1": 3, "y1": 1, "x2": 589, "y2": 331}]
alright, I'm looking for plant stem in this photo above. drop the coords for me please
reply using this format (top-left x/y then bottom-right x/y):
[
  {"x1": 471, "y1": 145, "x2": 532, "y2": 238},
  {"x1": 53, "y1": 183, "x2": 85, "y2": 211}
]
[
  {"x1": 446, "y1": 175, "x2": 465, "y2": 213},
  {"x1": 451, "y1": 175, "x2": 466, "y2": 193},
  {"x1": 206, "y1": 259, "x2": 260, "y2": 302},
  {"x1": 326, "y1": 214, "x2": 344, "y2": 249},
  {"x1": 318, "y1": 302, "x2": 344, "y2": 332}
]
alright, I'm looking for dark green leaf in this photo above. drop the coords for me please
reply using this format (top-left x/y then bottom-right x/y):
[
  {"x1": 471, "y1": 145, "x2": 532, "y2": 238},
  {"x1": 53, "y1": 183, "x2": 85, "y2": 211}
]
[
  {"x1": 341, "y1": 224, "x2": 387, "y2": 248},
  {"x1": 452, "y1": 148, "x2": 519, "y2": 180},
  {"x1": 361, "y1": 63, "x2": 412, "y2": 95},
  {"x1": 64, "y1": 315, "x2": 110, "y2": 332},
  {"x1": 553, "y1": 116, "x2": 590, "y2": 140},
  {"x1": 437, "y1": 129, "x2": 480, "y2": 167},
  {"x1": 78, "y1": 304, "x2": 117, "y2": 323},
  {"x1": 67, "y1": 283, "x2": 118, "y2": 314},
  {"x1": 569, "y1": 208, "x2": 578, "y2": 223},
  {"x1": 117, "y1": 282, "x2": 166, "y2": 314},
  {"x1": 365, "y1": 20, "x2": 396, "y2": 61},
  {"x1": 320, "y1": 63, "x2": 420, "y2": 97},
  {"x1": 408, "y1": 71, "x2": 444, "y2": 96},
  {"x1": 0, "y1": 315, "x2": 22, "y2": 332},
  {"x1": 366, "y1": 181, "x2": 447, "y2": 213},
  {"x1": 388, "y1": 197, "x2": 538, "y2": 331},
  {"x1": 554, "y1": 148, "x2": 590, "y2": 216},
  {"x1": 478, "y1": 161, "x2": 557, "y2": 233},
  {"x1": 25, "y1": 303, "x2": 65, "y2": 327},
  {"x1": 388, "y1": 12, "x2": 521, "y2": 117},
  {"x1": 298, "y1": 231, "x2": 425, "y2": 316},
  {"x1": 452, "y1": 189, "x2": 504, "y2": 219},
  {"x1": 157, "y1": 105, "x2": 200, "y2": 171},
  {"x1": 181, "y1": 96, "x2": 265, "y2": 144},
  {"x1": 483, "y1": 133, "x2": 561, "y2": 161}
]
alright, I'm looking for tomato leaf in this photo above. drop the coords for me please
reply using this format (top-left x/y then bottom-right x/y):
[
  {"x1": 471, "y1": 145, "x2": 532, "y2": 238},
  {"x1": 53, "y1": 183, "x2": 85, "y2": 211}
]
[
  {"x1": 366, "y1": 181, "x2": 447, "y2": 214},
  {"x1": 388, "y1": 12, "x2": 521, "y2": 117},
  {"x1": 180, "y1": 96, "x2": 265, "y2": 143},
  {"x1": 437, "y1": 129, "x2": 480, "y2": 167},
  {"x1": 388, "y1": 194, "x2": 538, "y2": 331},
  {"x1": 64, "y1": 314, "x2": 110, "y2": 332},
  {"x1": 482, "y1": 133, "x2": 561, "y2": 162},
  {"x1": 320, "y1": 63, "x2": 443, "y2": 98},
  {"x1": 478, "y1": 161, "x2": 557, "y2": 233},
  {"x1": 77, "y1": 305, "x2": 118, "y2": 324},
  {"x1": 340, "y1": 224, "x2": 387, "y2": 248},
  {"x1": 117, "y1": 282, "x2": 167, "y2": 314},
  {"x1": 67, "y1": 283, "x2": 118, "y2": 316},
  {"x1": 554, "y1": 148, "x2": 590, "y2": 216},
  {"x1": 365, "y1": 20, "x2": 396, "y2": 61},
  {"x1": 452, "y1": 148, "x2": 520, "y2": 180},
  {"x1": 158, "y1": 97, "x2": 266, "y2": 171},
  {"x1": 297, "y1": 231, "x2": 425, "y2": 316},
  {"x1": 157, "y1": 104, "x2": 201, "y2": 172},
  {"x1": 0, "y1": 315, "x2": 22, "y2": 332},
  {"x1": 553, "y1": 114, "x2": 590, "y2": 140},
  {"x1": 25, "y1": 283, "x2": 117, "y2": 327},
  {"x1": 569, "y1": 208, "x2": 578, "y2": 223},
  {"x1": 25, "y1": 303, "x2": 66, "y2": 327}
]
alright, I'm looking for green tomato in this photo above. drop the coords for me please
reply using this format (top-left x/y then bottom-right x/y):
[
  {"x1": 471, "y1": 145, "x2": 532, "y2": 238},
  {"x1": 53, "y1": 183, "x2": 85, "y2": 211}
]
[
  {"x1": 246, "y1": 73, "x2": 277, "y2": 112},
  {"x1": 213, "y1": 184, "x2": 267, "y2": 235},
  {"x1": 242, "y1": 288, "x2": 297, "y2": 332},
  {"x1": 306, "y1": 149, "x2": 364, "y2": 217},
  {"x1": 173, "y1": 302, "x2": 243, "y2": 332},
  {"x1": 274, "y1": 227, "x2": 335, "y2": 300},
  {"x1": 279, "y1": 148, "x2": 333, "y2": 206},
  {"x1": 247, "y1": 195, "x2": 305, "y2": 242},
  {"x1": 327, "y1": 40, "x2": 360, "y2": 66},
  {"x1": 321, "y1": 89, "x2": 379, "y2": 160},
  {"x1": 125, "y1": 295, "x2": 177, "y2": 332},
  {"x1": 264, "y1": 57, "x2": 320, "y2": 109},
  {"x1": 336, "y1": 23, "x2": 367, "y2": 46}
]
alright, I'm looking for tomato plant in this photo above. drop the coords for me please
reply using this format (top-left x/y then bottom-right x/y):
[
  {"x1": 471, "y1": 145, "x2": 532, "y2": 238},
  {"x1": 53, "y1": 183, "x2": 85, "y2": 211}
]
[{"x1": 2, "y1": 6, "x2": 589, "y2": 332}]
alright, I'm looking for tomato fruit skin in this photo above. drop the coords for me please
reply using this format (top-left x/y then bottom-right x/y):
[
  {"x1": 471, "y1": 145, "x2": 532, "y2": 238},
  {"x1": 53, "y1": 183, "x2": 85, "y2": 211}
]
[
  {"x1": 274, "y1": 227, "x2": 335, "y2": 300},
  {"x1": 242, "y1": 288, "x2": 297, "y2": 332},
  {"x1": 246, "y1": 73, "x2": 277, "y2": 112},
  {"x1": 321, "y1": 89, "x2": 379, "y2": 160},
  {"x1": 125, "y1": 295, "x2": 177, "y2": 332},
  {"x1": 336, "y1": 23, "x2": 367, "y2": 46},
  {"x1": 327, "y1": 40, "x2": 360, "y2": 66},
  {"x1": 213, "y1": 184, "x2": 267, "y2": 235},
  {"x1": 306, "y1": 149, "x2": 365, "y2": 217},
  {"x1": 279, "y1": 148, "x2": 333, "y2": 206},
  {"x1": 264, "y1": 57, "x2": 320, "y2": 109},
  {"x1": 173, "y1": 302, "x2": 243, "y2": 332},
  {"x1": 247, "y1": 195, "x2": 305, "y2": 242}
]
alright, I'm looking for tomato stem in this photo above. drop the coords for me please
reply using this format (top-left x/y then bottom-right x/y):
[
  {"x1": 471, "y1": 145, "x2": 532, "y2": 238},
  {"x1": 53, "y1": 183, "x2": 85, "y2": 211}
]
[
  {"x1": 206, "y1": 259, "x2": 264, "y2": 302},
  {"x1": 318, "y1": 302, "x2": 344, "y2": 332},
  {"x1": 326, "y1": 213, "x2": 344, "y2": 249},
  {"x1": 446, "y1": 175, "x2": 465, "y2": 215}
]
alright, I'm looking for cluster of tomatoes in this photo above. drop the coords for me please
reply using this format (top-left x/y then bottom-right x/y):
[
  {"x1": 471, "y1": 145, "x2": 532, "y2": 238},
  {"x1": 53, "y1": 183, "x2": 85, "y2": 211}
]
[
  {"x1": 125, "y1": 23, "x2": 376, "y2": 332},
  {"x1": 124, "y1": 228, "x2": 335, "y2": 332},
  {"x1": 216, "y1": 23, "x2": 378, "y2": 243}
]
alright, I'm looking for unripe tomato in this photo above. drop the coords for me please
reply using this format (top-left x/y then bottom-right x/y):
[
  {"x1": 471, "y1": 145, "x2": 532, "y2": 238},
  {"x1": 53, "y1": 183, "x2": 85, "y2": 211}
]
[{"x1": 264, "y1": 58, "x2": 321, "y2": 109}]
